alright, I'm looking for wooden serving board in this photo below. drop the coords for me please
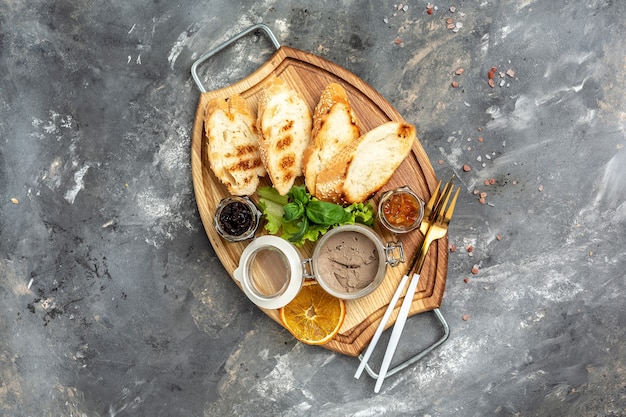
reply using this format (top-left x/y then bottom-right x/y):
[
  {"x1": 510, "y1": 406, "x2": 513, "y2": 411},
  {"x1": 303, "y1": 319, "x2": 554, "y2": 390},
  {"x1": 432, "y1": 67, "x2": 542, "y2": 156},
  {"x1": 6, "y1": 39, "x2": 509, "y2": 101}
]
[{"x1": 191, "y1": 46, "x2": 448, "y2": 357}]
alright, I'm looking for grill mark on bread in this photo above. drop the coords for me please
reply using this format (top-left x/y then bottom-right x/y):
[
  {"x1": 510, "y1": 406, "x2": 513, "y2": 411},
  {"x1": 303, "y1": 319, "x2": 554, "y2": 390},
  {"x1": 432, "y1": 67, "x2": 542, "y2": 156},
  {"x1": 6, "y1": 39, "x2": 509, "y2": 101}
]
[
  {"x1": 276, "y1": 135, "x2": 293, "y2": 151},
  {"x1": 228, "y1": 157, "x2": 264, "y2": 172},
  {"x1": 280, "y1": 120, "x2": 294, "y2": 132},
  {"x1": 280, "y1": 155, "x2": 295, "y2": 170},
  {"x1": 225, "y1": 144, "x2": 258, "y2": 158}
]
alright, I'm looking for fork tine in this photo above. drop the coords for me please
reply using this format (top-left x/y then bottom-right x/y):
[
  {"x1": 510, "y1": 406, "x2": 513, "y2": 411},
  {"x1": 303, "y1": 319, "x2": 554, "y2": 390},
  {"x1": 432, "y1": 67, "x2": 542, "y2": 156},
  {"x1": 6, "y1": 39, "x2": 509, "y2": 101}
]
[
  {"x1": 419, "y1": 181, "x2": 442, "y2": 235},
  {"x1": 423, "y1": 180, "x2": 442, "y2": 219},
  {"x1": 434, "y1": 182, "x2": 454, "y2": 223},
  {"x1": 430, "y1": 176, "x2": 454, "y2": 221},
  {"x1": 443, "y1": 187, "x2": 460, "y2": 223}
]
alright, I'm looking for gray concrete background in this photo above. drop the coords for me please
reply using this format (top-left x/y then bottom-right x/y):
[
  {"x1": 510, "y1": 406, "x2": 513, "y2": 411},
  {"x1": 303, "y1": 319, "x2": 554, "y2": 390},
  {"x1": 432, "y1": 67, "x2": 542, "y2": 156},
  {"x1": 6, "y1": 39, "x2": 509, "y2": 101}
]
[{"x1": 1, "y1": 1, "x2": 625, "y2": 416}]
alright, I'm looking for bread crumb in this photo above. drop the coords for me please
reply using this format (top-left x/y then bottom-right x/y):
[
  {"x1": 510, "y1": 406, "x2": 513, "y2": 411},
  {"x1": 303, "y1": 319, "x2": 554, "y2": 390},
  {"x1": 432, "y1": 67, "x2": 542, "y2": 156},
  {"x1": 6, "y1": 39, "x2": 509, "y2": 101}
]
[{"x1": 11, "y1": 197, "x2": 19, "y2": 204}]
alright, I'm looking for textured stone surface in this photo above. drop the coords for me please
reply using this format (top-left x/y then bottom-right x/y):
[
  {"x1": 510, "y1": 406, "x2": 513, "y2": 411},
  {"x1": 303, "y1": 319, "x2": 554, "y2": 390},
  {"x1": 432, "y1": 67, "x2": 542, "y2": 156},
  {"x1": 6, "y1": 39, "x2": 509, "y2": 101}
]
[{"x1": 1, "y1": 1, "x2": 625, "y2": 416}]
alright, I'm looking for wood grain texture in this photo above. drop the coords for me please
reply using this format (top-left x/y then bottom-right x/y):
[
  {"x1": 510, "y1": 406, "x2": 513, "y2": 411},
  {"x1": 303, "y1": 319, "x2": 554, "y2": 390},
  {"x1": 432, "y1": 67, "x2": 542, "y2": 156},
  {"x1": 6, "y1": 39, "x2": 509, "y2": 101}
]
[{"x1": 191, "y1": 46, "x2": 448, "y2": 357}]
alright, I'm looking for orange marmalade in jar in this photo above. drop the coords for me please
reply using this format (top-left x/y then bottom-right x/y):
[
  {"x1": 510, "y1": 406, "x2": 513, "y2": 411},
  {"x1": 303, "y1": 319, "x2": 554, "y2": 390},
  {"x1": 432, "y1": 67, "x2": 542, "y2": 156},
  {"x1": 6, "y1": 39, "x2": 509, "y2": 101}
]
[{"x1": 378, "y1": 186, "x2": 424, "y2": 233}]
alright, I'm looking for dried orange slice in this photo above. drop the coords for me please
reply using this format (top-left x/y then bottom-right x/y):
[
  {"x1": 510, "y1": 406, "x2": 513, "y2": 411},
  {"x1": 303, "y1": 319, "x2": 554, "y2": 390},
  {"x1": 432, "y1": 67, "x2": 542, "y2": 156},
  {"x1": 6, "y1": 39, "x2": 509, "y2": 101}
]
[{"x1": 279, "y1": 280, "x2": 346, "y2": 345}]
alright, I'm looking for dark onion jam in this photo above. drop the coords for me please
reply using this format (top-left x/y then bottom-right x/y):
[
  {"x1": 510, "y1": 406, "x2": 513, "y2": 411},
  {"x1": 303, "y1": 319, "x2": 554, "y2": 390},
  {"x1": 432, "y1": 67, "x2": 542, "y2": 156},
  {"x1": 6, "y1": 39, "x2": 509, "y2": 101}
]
[{"x1": 219, "y1": 201, "x2": 253, "y2": 236}]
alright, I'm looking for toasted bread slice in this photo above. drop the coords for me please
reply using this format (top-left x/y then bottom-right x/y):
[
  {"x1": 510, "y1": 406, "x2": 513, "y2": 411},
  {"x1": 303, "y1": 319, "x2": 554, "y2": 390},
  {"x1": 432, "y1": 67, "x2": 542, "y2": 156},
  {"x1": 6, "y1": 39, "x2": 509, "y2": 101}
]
[
  {"x1": 204, "y1": 94, "x2": 266, "y2": 196},
  {"x1": 302, "y1": 83, "x2": 361, "y2": 196},
  {"x1": 315, "y1": 122, "x2": 416, "y2": 204},
  {"x1": 257, "y1": 78, "x2": 312, "y2": 195}
]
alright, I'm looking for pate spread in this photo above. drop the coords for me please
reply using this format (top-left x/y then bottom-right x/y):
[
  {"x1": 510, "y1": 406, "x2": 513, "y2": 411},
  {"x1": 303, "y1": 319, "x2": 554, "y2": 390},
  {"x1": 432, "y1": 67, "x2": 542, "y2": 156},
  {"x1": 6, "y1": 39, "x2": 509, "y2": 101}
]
[{"x1": 317, "y1": 231, "x2": 379, "y2": 293}]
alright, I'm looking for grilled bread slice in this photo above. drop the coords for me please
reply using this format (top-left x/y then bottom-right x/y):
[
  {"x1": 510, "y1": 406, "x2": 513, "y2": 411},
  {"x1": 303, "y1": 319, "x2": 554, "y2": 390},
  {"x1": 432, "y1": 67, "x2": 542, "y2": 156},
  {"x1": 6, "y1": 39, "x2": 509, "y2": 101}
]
[
  {"x1": 257, "y1": 77, "x2": 312, "y2": 196},
  {"x1": 204, "y1": 94, "x2": 266, "y2": 196},
  {"x1": 315, "y1": 122, "x2": 416, "y2": 204},
  {"x1": 302, "y1": 83, "x2": 361, "y2": 196}
]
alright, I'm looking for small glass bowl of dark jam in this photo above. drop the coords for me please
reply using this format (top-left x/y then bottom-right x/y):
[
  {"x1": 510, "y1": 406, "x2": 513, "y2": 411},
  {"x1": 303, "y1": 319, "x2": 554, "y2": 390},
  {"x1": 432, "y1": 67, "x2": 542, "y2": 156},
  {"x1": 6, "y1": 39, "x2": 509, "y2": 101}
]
[{"x1": 214, "y1": 196, "x2": 261, "y2": 242}]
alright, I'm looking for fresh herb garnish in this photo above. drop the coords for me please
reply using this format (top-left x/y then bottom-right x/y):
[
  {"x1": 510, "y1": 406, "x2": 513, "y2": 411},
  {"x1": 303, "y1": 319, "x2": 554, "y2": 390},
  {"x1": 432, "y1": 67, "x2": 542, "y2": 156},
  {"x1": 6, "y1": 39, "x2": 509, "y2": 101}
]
[{"x1": 257, "y1": 185, "x2": 375, "y2": 246}]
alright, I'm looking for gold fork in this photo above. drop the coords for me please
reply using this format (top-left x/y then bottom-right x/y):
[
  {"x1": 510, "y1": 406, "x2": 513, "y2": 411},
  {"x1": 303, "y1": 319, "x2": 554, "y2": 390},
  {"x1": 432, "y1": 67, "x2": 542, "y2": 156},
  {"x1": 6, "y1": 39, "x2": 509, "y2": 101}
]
[
  {"x1": 354, "y1": 179, "x2": 457, "y2": 381},
  {"x1": 373, "y1": 183, "x2": 459, "y2": 393}
]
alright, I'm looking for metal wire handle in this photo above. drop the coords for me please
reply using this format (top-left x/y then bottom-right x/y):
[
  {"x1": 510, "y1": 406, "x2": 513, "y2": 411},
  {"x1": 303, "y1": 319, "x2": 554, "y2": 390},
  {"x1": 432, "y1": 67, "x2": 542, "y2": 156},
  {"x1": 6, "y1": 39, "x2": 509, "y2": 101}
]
[
  {"x1": 190, "y1": 23, "x2": 281, "y2": 93},
  {"x1": 357, "y1": 308, "x2": 450, "y2": 380}
]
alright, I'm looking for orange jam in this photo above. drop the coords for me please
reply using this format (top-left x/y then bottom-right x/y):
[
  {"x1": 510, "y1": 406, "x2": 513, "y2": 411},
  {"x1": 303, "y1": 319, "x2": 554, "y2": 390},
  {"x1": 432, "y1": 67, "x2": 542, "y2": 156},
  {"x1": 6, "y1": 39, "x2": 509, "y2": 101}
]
[{"x1": 382, "y1": 192, "x2": 421, "y2": 228}]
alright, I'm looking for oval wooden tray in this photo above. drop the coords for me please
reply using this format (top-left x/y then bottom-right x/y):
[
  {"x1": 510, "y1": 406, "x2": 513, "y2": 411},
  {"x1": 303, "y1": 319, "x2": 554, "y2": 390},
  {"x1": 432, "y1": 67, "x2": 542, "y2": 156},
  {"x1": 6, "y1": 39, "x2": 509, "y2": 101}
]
[{"x1": 191, "y1": 46, "x2": 448, "y2": 357}]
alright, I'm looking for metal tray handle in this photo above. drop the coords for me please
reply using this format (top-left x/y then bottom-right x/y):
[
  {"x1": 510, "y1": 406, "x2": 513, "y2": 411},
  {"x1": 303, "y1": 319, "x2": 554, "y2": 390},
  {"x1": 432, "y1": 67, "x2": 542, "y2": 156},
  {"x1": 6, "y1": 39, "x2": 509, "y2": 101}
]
[
  {"x1": 358, "y1": 308, "x2": 450, "y2": 380},
  {"x1": 191, "y1": 23, "x2": 281, "y2": 93}
]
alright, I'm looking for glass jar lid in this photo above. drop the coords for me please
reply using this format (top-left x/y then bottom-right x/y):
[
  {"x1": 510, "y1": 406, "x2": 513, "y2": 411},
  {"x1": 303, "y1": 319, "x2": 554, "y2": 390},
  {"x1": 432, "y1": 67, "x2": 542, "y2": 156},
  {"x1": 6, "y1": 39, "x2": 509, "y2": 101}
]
[{"x1": 233, "y1": 236, "x2": 304, "y2": 309}]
